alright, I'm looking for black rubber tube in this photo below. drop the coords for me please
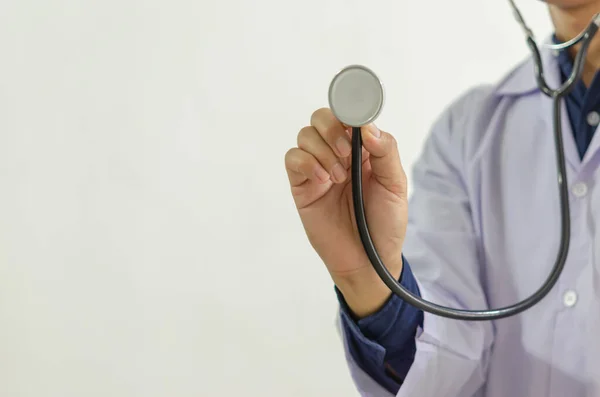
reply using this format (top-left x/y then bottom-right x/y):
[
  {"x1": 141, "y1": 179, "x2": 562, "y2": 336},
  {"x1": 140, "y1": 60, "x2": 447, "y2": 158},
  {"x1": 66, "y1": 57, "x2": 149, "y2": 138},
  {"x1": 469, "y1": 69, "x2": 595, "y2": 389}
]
[{"x1": 350, "y1": 23, "x2": 598, "y2": 320}]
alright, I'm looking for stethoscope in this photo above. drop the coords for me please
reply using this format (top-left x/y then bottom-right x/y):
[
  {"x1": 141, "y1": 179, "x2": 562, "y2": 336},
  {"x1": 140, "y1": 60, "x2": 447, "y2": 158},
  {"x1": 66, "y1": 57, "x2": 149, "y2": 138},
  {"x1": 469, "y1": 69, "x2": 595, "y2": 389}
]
[{"x1": 327, "y1": 2, "x2": 600, "y2": 321}]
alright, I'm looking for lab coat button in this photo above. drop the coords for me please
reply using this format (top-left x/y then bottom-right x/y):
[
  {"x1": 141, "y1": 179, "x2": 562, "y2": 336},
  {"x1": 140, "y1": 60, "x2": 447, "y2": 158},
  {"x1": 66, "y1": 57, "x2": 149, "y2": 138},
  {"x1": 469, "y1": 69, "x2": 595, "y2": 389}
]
[
  {"x1": 563, "y1": 290, "x2": 577, "y2": 307},
  {"x1": 587, "y1": 111, "x2": 600, "y2": 126},
  {"x1": 572, "y1": 182, "x2": 588, "y2": 198}
]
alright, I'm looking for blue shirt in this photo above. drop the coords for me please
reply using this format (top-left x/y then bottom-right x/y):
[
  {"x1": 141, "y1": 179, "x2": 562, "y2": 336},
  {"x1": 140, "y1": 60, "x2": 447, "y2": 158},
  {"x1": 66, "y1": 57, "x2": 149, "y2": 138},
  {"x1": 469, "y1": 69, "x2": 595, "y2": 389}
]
[{"x1": 337, "y1": 38, "x2": 600, "y2": 396}]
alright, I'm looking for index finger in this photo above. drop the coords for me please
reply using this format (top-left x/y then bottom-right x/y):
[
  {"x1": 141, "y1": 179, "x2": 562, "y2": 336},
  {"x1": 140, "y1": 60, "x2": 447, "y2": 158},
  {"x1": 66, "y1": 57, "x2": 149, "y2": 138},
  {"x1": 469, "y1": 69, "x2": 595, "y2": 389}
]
[{"x1": 310, "y1": 108, "x2": 353, "y2": 159}]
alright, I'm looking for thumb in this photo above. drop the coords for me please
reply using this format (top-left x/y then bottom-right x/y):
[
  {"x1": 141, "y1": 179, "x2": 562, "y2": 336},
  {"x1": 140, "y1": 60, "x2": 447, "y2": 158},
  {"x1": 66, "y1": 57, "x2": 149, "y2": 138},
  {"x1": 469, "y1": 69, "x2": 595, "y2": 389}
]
[{"x1": 360, "y1": 123, "x2": 407, "y2": 198}]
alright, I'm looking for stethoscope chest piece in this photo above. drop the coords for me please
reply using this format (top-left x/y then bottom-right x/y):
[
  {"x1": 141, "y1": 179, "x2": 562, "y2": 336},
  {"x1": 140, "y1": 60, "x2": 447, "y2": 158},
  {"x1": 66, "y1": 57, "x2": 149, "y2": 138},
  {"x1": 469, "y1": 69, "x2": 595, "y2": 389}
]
[{"x1": 328, "y1": 65, "x2": 385, "y2": 127}]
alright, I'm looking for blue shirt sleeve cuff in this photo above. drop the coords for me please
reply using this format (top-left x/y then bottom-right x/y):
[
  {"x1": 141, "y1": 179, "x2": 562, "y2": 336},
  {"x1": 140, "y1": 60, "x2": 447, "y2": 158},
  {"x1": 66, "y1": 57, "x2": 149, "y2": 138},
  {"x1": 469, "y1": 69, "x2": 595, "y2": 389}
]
[
  {"x1": 336, "y1": 256, "x2": 423, "y2": 344},
  {"x1": 336, "y1": 255, "x2": 423, "y2": 389}
]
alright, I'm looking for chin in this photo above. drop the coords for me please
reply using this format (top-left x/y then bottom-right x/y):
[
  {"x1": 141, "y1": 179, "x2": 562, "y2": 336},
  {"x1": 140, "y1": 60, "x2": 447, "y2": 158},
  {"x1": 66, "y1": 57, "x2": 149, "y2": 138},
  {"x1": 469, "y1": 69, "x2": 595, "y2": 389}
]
[{"x1": 545, "y1": 0, "x2": 599, "y2": 7}]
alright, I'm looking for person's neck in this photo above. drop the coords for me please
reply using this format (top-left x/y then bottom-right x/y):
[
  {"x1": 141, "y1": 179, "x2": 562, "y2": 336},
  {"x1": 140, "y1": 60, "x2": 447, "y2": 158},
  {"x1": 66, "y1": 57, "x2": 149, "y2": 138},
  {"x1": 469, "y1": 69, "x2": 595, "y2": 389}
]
[{"x1": 550, "y1": 4, "x2": 600, "y2": 86}]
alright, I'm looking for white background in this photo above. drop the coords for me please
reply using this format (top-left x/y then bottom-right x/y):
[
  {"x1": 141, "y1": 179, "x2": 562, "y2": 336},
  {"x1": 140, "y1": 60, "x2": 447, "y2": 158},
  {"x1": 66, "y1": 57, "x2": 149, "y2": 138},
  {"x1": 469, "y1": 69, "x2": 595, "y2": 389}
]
[{"x1": 0, "y1": 1, "x2": 552, "y2": 396}]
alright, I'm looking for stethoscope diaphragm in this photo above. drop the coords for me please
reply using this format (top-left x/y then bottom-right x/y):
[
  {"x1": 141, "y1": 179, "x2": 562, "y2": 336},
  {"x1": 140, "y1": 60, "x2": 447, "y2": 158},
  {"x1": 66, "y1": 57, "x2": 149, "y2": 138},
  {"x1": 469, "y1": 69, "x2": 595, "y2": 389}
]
[{"x1": 328, "y1": 65, "x2": 385, "y2": 127}]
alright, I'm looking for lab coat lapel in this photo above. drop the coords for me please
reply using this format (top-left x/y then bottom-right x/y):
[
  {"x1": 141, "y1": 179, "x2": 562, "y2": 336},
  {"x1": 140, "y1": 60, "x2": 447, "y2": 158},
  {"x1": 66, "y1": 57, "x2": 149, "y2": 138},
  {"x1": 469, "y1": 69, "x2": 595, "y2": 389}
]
[{"x1": 582, "y1": 124, "x2": 600, "y2": 165}]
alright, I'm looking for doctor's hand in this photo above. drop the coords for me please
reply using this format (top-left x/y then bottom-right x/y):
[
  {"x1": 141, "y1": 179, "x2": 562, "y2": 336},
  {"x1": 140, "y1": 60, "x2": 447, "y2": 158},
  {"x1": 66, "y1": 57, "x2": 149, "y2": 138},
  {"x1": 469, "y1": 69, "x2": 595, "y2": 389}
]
[{"x1": 285, "y1": 108, "x2": 408, "y2": 318}]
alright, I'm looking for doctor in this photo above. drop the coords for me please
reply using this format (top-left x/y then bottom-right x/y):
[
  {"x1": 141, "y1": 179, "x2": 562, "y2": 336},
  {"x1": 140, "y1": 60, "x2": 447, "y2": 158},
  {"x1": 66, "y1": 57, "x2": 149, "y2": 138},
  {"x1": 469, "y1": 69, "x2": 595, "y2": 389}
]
[{"x1": 285, "y1": 1, "x2": 600, "y2": 396}]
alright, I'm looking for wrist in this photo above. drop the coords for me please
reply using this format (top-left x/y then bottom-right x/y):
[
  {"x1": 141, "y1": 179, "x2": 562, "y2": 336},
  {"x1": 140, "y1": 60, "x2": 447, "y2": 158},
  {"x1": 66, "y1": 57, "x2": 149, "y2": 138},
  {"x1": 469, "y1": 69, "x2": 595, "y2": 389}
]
[{"x1": 334, "y1": 260, "x2": 403, "y2": 319}]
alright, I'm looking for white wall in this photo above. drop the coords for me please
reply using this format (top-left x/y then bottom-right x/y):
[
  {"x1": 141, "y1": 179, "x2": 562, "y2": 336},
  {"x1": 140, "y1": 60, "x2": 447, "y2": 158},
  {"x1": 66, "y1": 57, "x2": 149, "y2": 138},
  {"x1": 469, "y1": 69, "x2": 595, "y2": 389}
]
[{"x1": 0, "y1": 1, "x2": 552, "y2": 396}]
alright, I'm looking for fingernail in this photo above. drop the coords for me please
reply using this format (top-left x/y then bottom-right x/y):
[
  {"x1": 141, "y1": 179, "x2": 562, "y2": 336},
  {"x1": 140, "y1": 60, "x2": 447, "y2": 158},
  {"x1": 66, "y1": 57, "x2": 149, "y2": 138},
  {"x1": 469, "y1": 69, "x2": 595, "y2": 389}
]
[
  {"x1": 331, "y1": 163, "x2": 347, "y2": 183},
  {"x1": 368, "y1": 124, "x2": 381, "y2": 138},
  {"x1": 314, "y1": 166, "x2": 330, "y2": 183},
  {"x1": 335, "y1": 137, "x2": 352, "y2": 157}
]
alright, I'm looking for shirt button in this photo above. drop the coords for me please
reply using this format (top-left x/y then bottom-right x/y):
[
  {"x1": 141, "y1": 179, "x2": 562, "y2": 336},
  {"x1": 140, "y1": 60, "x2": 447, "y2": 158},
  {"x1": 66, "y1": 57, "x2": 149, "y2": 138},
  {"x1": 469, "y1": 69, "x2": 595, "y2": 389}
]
[
  {"x1": 572, "y1": 182, "x2": 588, "y2": 197},
  {"x1": 563, "y1": 290, "x2": 578, "y2": 307},
  {"x1": 587, "y1": 111, "x2": 600, "y2": 126}
]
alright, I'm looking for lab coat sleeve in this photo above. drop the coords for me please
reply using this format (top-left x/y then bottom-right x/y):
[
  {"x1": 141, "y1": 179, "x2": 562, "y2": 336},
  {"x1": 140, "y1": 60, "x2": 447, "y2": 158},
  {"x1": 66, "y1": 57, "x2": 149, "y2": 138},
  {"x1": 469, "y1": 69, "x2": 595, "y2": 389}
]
[{"x1": 338, "y1": 87, "x2": 495, "y2": 397}]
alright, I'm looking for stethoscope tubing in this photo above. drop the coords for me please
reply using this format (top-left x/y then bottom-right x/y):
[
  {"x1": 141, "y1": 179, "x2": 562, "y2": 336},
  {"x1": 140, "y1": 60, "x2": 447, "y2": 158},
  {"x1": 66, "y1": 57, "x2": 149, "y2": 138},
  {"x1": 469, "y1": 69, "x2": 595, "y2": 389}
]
[{"x1": 351, "y1": 20, "x2": 599, "y2": 320}]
